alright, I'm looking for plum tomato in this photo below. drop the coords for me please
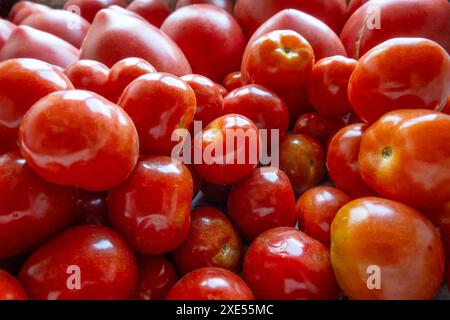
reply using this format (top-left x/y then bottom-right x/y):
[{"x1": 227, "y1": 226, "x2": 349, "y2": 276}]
[
  {"x1": 222, "y1": 71, "x2": 243, "y2": 92},
  {"x1": 331, "y1": 197, "x2": 445, "y2": 300},
  {"x1": 348, "y1": 38, "x2": 450, "y2": 123},
  {"x1": 176, "y1": 0, "x2": 234, "y2": 14},
  {"x1": 133, "y1": 255, "x2": 178, "y2": 300},
  {"x1": 244, "y1": 227, "x2": 340, "y2": 300},
  {"x1": 118, "y1": 72, "x2": 196, "y2": 155},
  {"x1": 359, "y1": 109, "x2": 450, "y2": 209},
  {"x1": 228, "y1": 167, "x2": 297, "y2": 242},
  {"x1": 74, "y1": 190, "x2": 109, "y2": 226},
  {"x1": 167, "y1": 267, "x2": 254, "y2": 300},
  {"x1": 9, "y1": 1, "x2": 50, "y2": 25},
  {"x1": 19, "y1": 90, "x2": 139, "y2": 192},
  {"x1": 293, "y1": 112, "x2": 346, "y2": 146},
  {"x1": 64, "y1": 0, "x2": 128, "y2": 23},
  {"x1": 0, "y1": 270, "x2": 27, "y2": 300},
  {"x1": 296, "y1": 186, "x2": 351, "y2": 247},
  {"x1": 171, "y1": 207, "x2": 243, "y2": 275},
  {"x1": 307, "y1": 56, "x2": 357, "y2": 116},
  {"x1": 19, "y1": 225, "x2": 138, "y2": 300},
  {"x1": 108, "y1": 156, "x2": 193, "y2": 254},
  {"x1": 127, "y1": 0, "x2": 171, "y2": 27},
  {"x1": 64, "y1": 60, "x2": 110, "y2": 97},
  {"x1": 279, "y1": 134, "x2": 325, "y2": 195}
]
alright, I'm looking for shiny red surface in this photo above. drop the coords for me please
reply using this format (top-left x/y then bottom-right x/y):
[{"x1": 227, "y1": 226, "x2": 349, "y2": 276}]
[
  {"x1": 0, "y1": 18, "x2": 15, "y2": 51},
  {"x1": 9, "y1": 1, "x2": 50, "y2": 25},
  {"x1": 0, "y1": 270, "x2": 27, "y2": 300},
  {"x1": 293, "y1": 113, "x2": 346, "y2": 146},
  {"x1": 64, "y1": 0, "x2": 128, "y2": 23},
  {"x1": 177, "y1": 0, "x2": 234, "y2": 14},
  {"x1": 222, "y1": 71, "x2": 243, "y2": 92},
  {"x1": 64, "y1": 59, "x2": 110, "y2": 97},
  {"x1": 127, "y1": 0, "x2": 171, "y2": 27}
]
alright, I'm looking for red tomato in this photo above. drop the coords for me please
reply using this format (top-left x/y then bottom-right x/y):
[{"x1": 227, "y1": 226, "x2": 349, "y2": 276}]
[
  {"x1": 193, "y1": 114, "x2": 260, "y2": 185},
  {"x1": 0, "y1": 25, "x2": 79, "y2": 68},
  {"x1": 0, "y1": 270, "x2": 27, "y2": 300},
  {"x1": 133, "y1": 255, "x2": 178, "y2": 300},
  {"x1": 349, "y1": 38, "x2": 450, "y2": 123},
  {"x1": 9, "y1": 1, "x2": 50, "y2": 25},
  {"x1": 177, "y1": 0, "x2": 234, "y2": 14},
  {"x1": 244, "y1": 227, "x2": 340, "y2": 300},
  {"x1": 161, "y1": 4, "x2": 245, "y2": 83},
  {"x1": 341, "y1": 0, "x2": 450, "y2": 59},
  {"x1": 280, "y1": 134, "x2": 325, "y2": 195},
  {"x1": 108, "y1": 156, "x2": 193, "y2": 254},
  {"x1": 293, "y1": 112, "x2": 346, "y2": 146},
  {"x1": 74, "y1": 190, "x2": 109, "y2": 226},
  {"x1": 19, "y1": 225, "x2": 138, "y2": 300},
  {"x1": 19, "y1": 90, "x2": 139, "y2": 192},
  {"x1": 307, "y1": 56, "x2": 357, "y2": 116},
  {"x1": 347, "y1": 0, "x2": 370, "y2": 16},
  {"x1": 443, "y1": 97, "x2": 450, "y2": 114},
  {"x1": 0, "y1": 18, "x2": 15, "y2": 51},
  {"x1": 171, "y1": 207, "x2": 243, "y2": 275},
  {"x1": 80, "y1": 8, "x2": 191, "y2": 75},
  {"x1": 64, "y1": 0, "x2": 128, "y2": 23},
  {"x1": 222, "y1": 71, "x2": 243, "y2": 92},
  {"x1": 167, "y1": 267, "x2": 254, "y2": 300},
  {"x1": 359, "y1": 109, "x2": 450, "y2": 209},
  {"x1": 423, "y1": 201, "x2": 450, "y2": 258},
  {"x1": 186, "y1": 164, "x2": 202, "y2": 198},
  {"x1": 327, "y1": 123, "x2": 375, "y2": 198},
  {"x1": 118, "y1": 72, "x2": 196, "y2": 156},
  {"x1": 106, "y1": 4, "x2": 149, "y2": 21},
  {"x1": 296, "y1": 186, "x2": 351, "y2": 246},
  {"x1": 127, "y1": 0, "x2": 171, "y2": 27},
  {"x1": 216, "y1": 83, "x2": 228, "y2": 97},
  {"x1": 64, "y1": 60, "x2": 110, "y2": 97},
  {"x1": 331, "y1": 197, "x2": 445, "y2": 300}
]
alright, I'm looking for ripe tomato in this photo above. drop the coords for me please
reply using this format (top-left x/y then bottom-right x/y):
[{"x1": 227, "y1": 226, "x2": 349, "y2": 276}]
[
  {"x1": 127, "y1": 0, "x2": 171, "y2": 27},
  {"x1": 176, "y1": 0, "x2": 234, "y2": 14},
  {"x1": 0, "y1": 270, "x2": 27, "y2": 300},
  {"x1": 331, "y1": 197, "x2": 445, "y2": 300},
  {"x1": 423, "y1": 201, "x2": 450, "y2": 258},
  {"x1": 9, "y1": 1, "x2": 50, "y2": 25},
  {"x1": 64, "y1": 60, "x2": 110, "y2": 97},
  {"x1": 64, "y1": 0, "x2": 127, "y2": 23},
  {"x1": 293, "y1": 112, "x2": 346, "y2": 146},
  {"x1": 0, "y1": 18, "x2": 14, "y2": 51},
  {"x1": 347, "y1": 0, "x2": 370, "y2": 16},
  {"x1": 222, "y1": 71, "x2": 243, "y2": 92}
]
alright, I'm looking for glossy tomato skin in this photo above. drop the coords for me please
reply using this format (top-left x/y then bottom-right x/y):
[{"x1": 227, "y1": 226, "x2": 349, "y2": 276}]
[
  {"x1": 127, "y1": 0, "x2": 171, "y2": 27},
  {"x1": 64, "y1": 0, "x2": 128, "y2": 23},
  {"x1": 359, "y1": 109, "x2": 450, "y2": 209},
  {"x1": 19, "y1": 90, "x2": 139, "y2": 192},
  {"x1": 0, "y1": 18, "x2": 15, "y2": 51},
  {"x1": 19, "y1": 225, "x2": 138, "y2": 300},
  {"x1": 297, "y1": 186, "x2": 351, "y2": 247},
  {"x1": 161, "y1": 4, "x2": 245, "y2": 83},
  {"x1": 177, "y1": 0, "x2": 234, "y2": 14},
  {"x1": 349, "y1": 38, "x2": 450, "y2": 123},
  {"x1": 442, "y1": 97, "x2": 450, "y2": 114},
  {"x1": 0, "y1": 58, "x2": 73, "y2": 154},
  {"x1": 331, "y1": 197, "x2": 445, "y2": 300},
  {"x1": 193, "y1": 114, "x2": 260, "y2": 185},
  {"x1": 228, "y1": 167, "x2": 297, "y2": 242},
  {"x1": 244, "y1": 227, "x2": 340, "y2": 300},
  {"x1": 9, "y1": 1, "x2": 50, "y2": 25},
  {"x1": 424, "y1": 202, "x2": 450, "y2": 258},
  {"x1": 167, "y1": 267, "x2": 254, "y2": 300},
  {"x1": 133, "y1": 255, "x2": 178, "y2": 300},
  {"x1": 347, "y1": 0, "x2": 370, "y2": 16},
  {"x1": 64, "y1": 60, "x2": 110, "y2": 97},
  {"x1": 0, "y1": 270, "x2": 27, "y2": 300},
  {"x1": 108, "y1": 156, "x2": 193, "y2": 254},
  {"x1": 293, "y1": 112, "x2": 346, "y2": 146},
  {"x1": 222, "y1": 71, "x2": 243, "y2": 92},
  {"x1": 280, "y1": 134, "x2": 325, "y2": 195},
  {"x1": 171, "y1": 207, "x2": 243, "y2": 275},
  {"x1": 327, "y1": 123, "x2": 375, "y2": 198},
  {"x1": 307, "y1": 56, "x2": 357, "y2": 116},
  {"x1": 118, "y1": 72, "x2": 196, "y2": 156},
  {"x1": 74, "y1": 190, "x2": 109, "y2": 226}
]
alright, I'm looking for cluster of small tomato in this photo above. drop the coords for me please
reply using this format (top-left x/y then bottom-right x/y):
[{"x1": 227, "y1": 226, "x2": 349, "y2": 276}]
[{"x1": 0, "y1": 0, "x2": 449, "y2": 301}]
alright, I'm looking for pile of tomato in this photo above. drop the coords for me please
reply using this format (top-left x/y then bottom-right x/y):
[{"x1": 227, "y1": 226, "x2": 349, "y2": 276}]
[{"x1": 0, "y1": 0, "x2": 449, "y2": 301}]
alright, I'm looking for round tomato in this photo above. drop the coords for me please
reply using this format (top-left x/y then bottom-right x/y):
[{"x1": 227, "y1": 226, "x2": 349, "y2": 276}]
[{"x1": 0, "y1": 270, "x2": 27, "y2": 300}]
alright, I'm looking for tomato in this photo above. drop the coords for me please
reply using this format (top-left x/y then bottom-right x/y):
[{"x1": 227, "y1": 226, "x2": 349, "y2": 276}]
[
  {"x1": 171, "y1": 207, "x2": 243, "y2": 275},
  {"x1": 0, "y1": 58, "x2": 73, "y2": 154},
  {"x1": 127, "y1": 0, "x2": 171, "y2": 27},
  {"x1": 307, "y1": 56, "x2": 357, "y2": 116},
  {"x1": 244, "y1": 227, "x2": 340, "y2": 300},
  {"x1": 443, "y1": 97, "x2": 450, "y2": 114},
  {"x1": 347, "y1": 0, "x2": 370, "y2": 16},
  {"x1": 0, "y1": 270, "x2": 27, "y2": 300},
  {"x1": 108, "y1": 156, "x2": 193, "y2": 254},
  {"x1": 235, "y1": 0, "x2": 347, "y2": 37},
  {"x1": 118, "y1": 72, "x2": 196, "y2": 156},
  {"x1": 228, "y1": 167, "x2": 297, "y2": 242},
  {"x1": 349, "y1": 38, "x2": 450, "y2": 123},
  {"x1": 279, "y1": 134, "x2": 325, "y2": 195},
  {"x1": 222, "y1": 71, "x2": 243, "y2": 92},
  {"x1": 423, "y1": 201, "x2": 450, "y2": 258},
  {"x1": 359, "y1": 109, "x2": 450, "y2": 209},
  {"x1": 80, "y1": 8, "x2": 191, "y2": 75},
  {"x1": 133, "y1": 255, "x2": 178, "y2": 300},
  {"x1": 341, "y1": 0, "x2": 450, "y2": 59},
  {"x1": 0, "y1": 25, "x2": 79, "y2": 68},
  {"x1": 331, "y1": 197, "x2": 445, "y2": 300},
  {"x1": 64, "y1": 60, "x2": 110, "y2": 97},
  {"x1": 176, "y1": 0, "x2": 234, "y2": 14},
  {"x1": 9, "y1": 1, "x2": 50, "y2": 25},
  {"x1": 293, "y1": 112, "x2": 346, "y2": 146},
  {"x1": 242, "y1": 30, "x2": 314, "y2": 122},
  {"x1": 19, "y1": 225, "x2": 138, "y2": 300},
  {"x1": 200, "y1": 180, "x2": 231, "y2": 205},
  {"x1": 216, "y1": 84, "x2": 228, "y2": 97},
  {"x1": 296, "y1": 186, "x2": 351, "y2": 247},
  {"x1": 19, "y1": 90, "x2": 139, "y2": 192},
  {"x1": 161, "y1": 4, "x2": 245, "y2": 83},
  {"x1": 167, "y1": 267, "x2": 254, "y2": 300},
  {"x1": 193, "y1": 114, "x2": 260, "y2": 185},
  {"x1": 74, "y1": 190, "x2": 109, "y2": 226},
  {"x1": 64, "y1": 0, "x2": 128, "y2": 23},
  {"x1": 0, "y1": 18, "x2": 14, "y2": 51},
  {"x1": 327, "y1": 124, "x2": 374, "y2": 198}
]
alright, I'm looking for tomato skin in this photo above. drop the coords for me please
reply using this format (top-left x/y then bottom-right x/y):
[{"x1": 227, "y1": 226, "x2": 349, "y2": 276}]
[
  {"x1": 127, "y1": 0, "x2": 171, "y2": 27},
  {"x1": 167, "y1": 267, "x2": 254, "y2": 300},
  {"x1": 108, "y1": 156, "x2": 193, "y2": 255},
  {"x1": 64, "y1": 0, "x2": 127, "y2": 23},
  {"x1": 331, "y1": 197, "x2": 445, "y2": 300},
  {"x1": 0, "y1": 270, "x2": 27, "y2": 300},
  {"x1": 177, "y1": 0, "x2": 234, "y2": 14},
  {"x1": 161, "y1": 4, "x2": 246, "y2": 83},
  {"x1": 347, "y1": 0, "x2": 370, "y2": 16},
  {"x1": 222, "y1": 71, "x2": 243, "y2": 92},
  {"x1": 133, "y1": 255, "x2": 178, "y2": 300},
  {"x1": 0, "y1": 18, "x2": 15, "y2": 51},
  {"x1": 64, "y1": 60, "x2": 110, "y2": 97},
  {"x1": 228, "y1": 167, "x2": 297, "y2": 242},
  {"x1": 327, "y1": 123, "x2": 375, "y2": 198},
  {"x1": 9, "y1": 1, "x2": 50, "y2": 25},
  {"x1": 171, "y1": 207, "x2": 243, "y2": 275},
  {"x1": 244, "y1": 227, "x2": 340, "y2": 300},
  {"x1": 359, "y1": 109, "x2": 450, "y2": 209},
  {"x1": 423, "y1": 202, "x2": 450, "y2": 258},
  {"x1": 19, "y1": 225, "x2": 138, "y2": 300},
  {"x1": 293, "y1": 112, "x2": 346, "y2": 146},
  {"x1": 442, "y1": 97, "x2": 450, "y2": 114}
]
